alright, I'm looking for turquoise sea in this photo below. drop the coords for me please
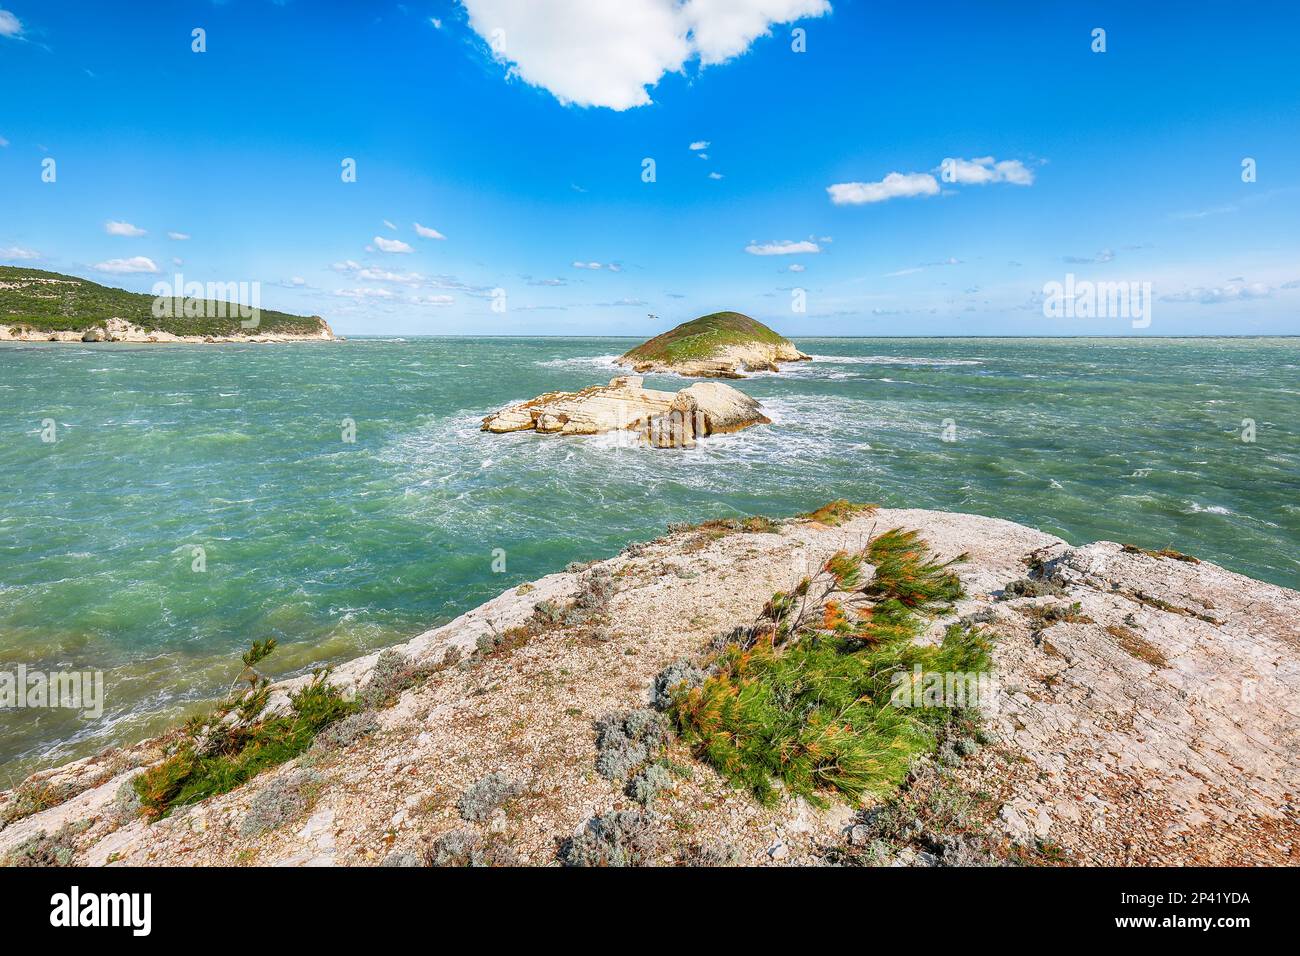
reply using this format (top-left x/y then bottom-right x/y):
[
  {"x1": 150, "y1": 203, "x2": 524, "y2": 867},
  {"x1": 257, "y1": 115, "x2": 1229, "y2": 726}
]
[{"x1": 2, "y1": 337, "x2": 1297, "y2": 776}]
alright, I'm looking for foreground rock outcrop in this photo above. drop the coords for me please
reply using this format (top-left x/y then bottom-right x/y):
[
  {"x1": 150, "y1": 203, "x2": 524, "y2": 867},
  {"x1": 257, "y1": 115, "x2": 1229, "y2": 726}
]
[
  {"x1": 618, "y1": 311, "x2": 810, "y2": 378},
  {"x1": 2, "y1": 508, "x2": 1295, "y2": 867},
  {"x1": 481, "y1": 375, "x2": 770, "y2": 447}
]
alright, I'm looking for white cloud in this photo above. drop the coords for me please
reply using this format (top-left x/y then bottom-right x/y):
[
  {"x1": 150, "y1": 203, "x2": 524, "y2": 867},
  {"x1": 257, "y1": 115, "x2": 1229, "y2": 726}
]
[
  {"x1": 697, "y1": 152, "x2": 709, "y2": 160},
  {"x1": 1162, "y1": 281, "x2": 1273, "y2": 304},
  {"x1": 0, "y1": 10, "x2": 21, "y2": 38},
  {"x1": 882, "y1": 267, "x2": 922, "y2": 277},
  {"x1": 383, "y1": 219, "x2": 397, "y2": 231},
  {"x1": 572, "y1": 260, "x2": 623, "y2": 271},
  {"x1": 689, "y1": 140, "x2": 709, "y2": 150},
  {"x1": 460, "y1": 0, "x2": 830, "y2": 110},
  {"x1": 334, "y1": 287, "x2": 397, "y2": 299},
  {"x1": 94, "y1": 256, "x2": 159, "y2": 275},
  {"x1": 105, "y1": 220, "x2": 147, "y2": 237},
  {"x1": 939, "y1": 156, "x2": 1035, "y2": 186},
  {"x1": 827, "y1": 172, "x2": 938, "y2": 206},
  {"x1": 167, "y1": 231, "x2": 190, "y2": 241},
  {"x1": 786, "y1": 263, "x2": 805, "y2": 272},
  {"x1": 708, "y1": 171, "x2": 723, "y2": 179},
  {"x1": 1064, "y1": 249, "x2": 1114, "y2": 264},
  {"x1": 745, "y1": 239, "x2": 820, "y2": 256},
  {"x1": 413, "y1": 222, "x2": 446, "y2": 239},
  {"x1": 372, "y1": 236, "x2": 414, "y2": 254},
  {"x1": 411, "y1": 294, "x2": 456, "y2": 306},
  {"x1": 1, "y1": 245, "x2": 39, "y2": 260}
]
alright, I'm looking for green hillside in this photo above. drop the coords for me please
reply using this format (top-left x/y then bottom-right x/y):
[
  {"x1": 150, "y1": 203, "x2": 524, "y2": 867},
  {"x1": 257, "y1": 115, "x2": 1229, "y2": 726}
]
[
  {"x1": 622, "y1": 311, "x2": 794, "y2": 364},
  {"x1": 0, "y1": 266, "x2": 327, "y2": 337}
]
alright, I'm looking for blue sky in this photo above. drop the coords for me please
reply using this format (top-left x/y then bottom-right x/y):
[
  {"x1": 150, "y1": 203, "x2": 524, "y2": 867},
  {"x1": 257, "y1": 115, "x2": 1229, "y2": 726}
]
[{"x1": 1, "y1": 0, "x2": 1298, "y2": 336}]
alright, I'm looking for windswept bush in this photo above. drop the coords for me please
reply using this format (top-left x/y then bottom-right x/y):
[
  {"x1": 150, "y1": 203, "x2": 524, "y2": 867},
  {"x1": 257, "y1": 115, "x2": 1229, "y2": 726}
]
[
  {"x1": 134, "y1": 644, "x2": 356, "y2": 820},
  {"x1": 670, "y1": 528, "x2": 989, "y2": 806}
]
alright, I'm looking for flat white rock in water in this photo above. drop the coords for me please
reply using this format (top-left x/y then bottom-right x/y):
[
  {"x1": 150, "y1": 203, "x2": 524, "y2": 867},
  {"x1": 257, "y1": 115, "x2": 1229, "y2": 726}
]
[{"x1": 480, "y1": 375, "x2": 770, "y2": 448}]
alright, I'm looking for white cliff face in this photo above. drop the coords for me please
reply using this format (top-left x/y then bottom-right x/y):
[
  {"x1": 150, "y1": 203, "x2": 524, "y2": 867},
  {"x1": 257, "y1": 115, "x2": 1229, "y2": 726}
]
[
  {"x1": 2, "y1": 508, "x2": 1295, "y2": 867},
  {"x1": 481, "y1": 376, "x2": 770, "y2": 447},
  {"x1": 0, "y1": 317, "x2": 335, "y2": 344},
  {"x1": 618, "y1": 340, "x2": 811, "y2": 379}
]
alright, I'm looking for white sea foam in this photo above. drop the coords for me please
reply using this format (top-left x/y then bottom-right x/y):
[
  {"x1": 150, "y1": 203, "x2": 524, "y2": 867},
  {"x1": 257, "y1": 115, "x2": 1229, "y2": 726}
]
[{"x1": 809, "y1": 354, "x2": 983, "y2": 367}]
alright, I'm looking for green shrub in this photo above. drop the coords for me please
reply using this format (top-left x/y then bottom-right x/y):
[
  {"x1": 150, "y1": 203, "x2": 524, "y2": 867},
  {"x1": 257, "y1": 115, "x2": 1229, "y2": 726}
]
[
  {"x1": 670, "y1": 528, "x2": 990, "y2": 807},
  {"x1": 134, "y1": 644, "x2": 356, "y2": 820}
]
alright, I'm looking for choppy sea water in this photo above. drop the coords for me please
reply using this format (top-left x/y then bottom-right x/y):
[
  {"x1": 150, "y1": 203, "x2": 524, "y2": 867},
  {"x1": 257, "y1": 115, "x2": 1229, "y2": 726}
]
[{"x1": 1, "y1": 336, "x2": 1297, "y2": 776}]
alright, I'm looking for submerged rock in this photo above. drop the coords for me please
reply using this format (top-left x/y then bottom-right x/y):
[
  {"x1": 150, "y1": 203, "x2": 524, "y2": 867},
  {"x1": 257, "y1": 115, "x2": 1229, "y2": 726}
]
[{"x1": 481, "y1": 375, "x2": 770, "y2": 448}]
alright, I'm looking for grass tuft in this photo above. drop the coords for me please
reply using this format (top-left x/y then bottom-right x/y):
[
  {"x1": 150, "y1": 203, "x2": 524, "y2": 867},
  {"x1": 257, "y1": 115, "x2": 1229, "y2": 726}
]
[{"x1": 800, "y1": 500, "x2": 878, "y2": 526}]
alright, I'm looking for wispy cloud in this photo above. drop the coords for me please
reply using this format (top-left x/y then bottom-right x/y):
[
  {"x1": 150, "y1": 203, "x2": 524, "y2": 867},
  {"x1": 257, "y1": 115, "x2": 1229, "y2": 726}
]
[
  {"x1": 94, "y1": 256, "x2": 159, "y2": 274},
  {"x1": 105, "y1": 220, "x2": 146, "y2": 237},
  {"x1": 1, "y1": 245, "x2": 40, "y2": 260},
  {"x1": 1064, "y1": 248, "x2": 1114, "y2": 264},
  {"x1": 413, "y1": 222, "x2": 445, "y2": 239},
  {"x1": 745, "y1": 239, "x2": 820, "y2": 256},
  {"x1": 167, "y1": 231, "x2": 190, "y2": 241},
  {"x1": 1162, "y1": 280, "x2": 1275, "y2": 304},
  {"x1": 689, "y1": 140, "x2": 709, "y2": 151}
]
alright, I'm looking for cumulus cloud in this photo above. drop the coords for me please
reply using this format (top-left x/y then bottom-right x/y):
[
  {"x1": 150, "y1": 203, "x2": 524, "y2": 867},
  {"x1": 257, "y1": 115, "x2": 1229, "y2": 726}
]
[
  {"x1": 372, "y1": 236, "x2": 414, "y2": 253},
  {"x1": 1, "y1": 245, "x2": 40, "y2": 260},
  {"x1": 94, "y1": 256, "x2": 159, "y2": 274},
  {"x1": 413, "y1": 222, "x2": 446, "y2": 239},
  {"x1": 461, "y1": 0, "x2": 830, "y2": 110},
  {"x1": 939, "y1": 156, "x2": 1035, "y2": 186},
  {"x1": 0, "y1": 9, "x2": 21, "y2": 38},
  {"x1": 708, "y1": 171, "x2": 724, "y2": 179},
  {"x1": 105, "y1": 220, "x2": 147, "y2": 237},
  {"x1": 744, "y1": 239, "x2": 820, "y2": 256},
  {"x1": 827, "y1": 172, "x2": 939, "y2": 206},
  {"x1": 689, "y1": 140, "x2": 709, "y2": 150}
]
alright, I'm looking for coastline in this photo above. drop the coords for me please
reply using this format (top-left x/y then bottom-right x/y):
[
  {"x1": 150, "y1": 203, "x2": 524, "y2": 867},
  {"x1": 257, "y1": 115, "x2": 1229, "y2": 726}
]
[
  {"x1": 2, "y1": 506, "x2": 1295, "y2": 867},
  {"x1": 0, "y1": 321, "x2": 336, "y2": 345}
]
